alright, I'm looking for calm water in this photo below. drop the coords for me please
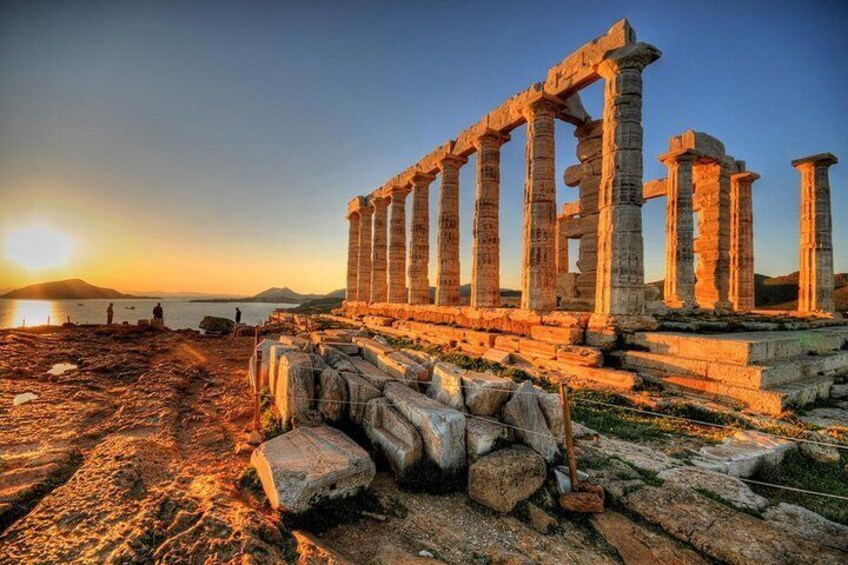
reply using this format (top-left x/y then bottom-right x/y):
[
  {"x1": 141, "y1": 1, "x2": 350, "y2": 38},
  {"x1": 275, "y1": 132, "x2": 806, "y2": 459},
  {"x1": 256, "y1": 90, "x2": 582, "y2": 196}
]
[{"x1": 0, "y1": 298, "x2": 296, "y2": 330}]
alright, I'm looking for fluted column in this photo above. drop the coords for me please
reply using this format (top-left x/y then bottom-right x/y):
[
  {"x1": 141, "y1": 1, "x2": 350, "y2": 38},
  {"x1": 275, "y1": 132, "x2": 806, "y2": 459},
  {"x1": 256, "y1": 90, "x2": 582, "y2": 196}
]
[
  {"x1": 660, "y1": 149, "x2": 696, "y2": 310},
  {"x1": 472, "y1": 130, "x2": 509, "y2": 308},
  {"x1": 387, "y1": 187, "x2": 411, "y2": 303},
  {"x1": 345, "y1": 211, "x2": 360, "y2": 301},
  {"x1": 408, "y1": 173, "x2": 436, "y2": 304},
  {"x1": 357, "y1": 205, "x2": 374, "y2": 302},
  {"x1": 520, "y1": 98, "x2": 558, "y2": 312},
  {"x1": 729, "y1": 172, "x2": 759, "y2": 312},
  {"x1": 793, "y1": 153, "x2": 838, "y2": 314},
  {"x1": 436, "y1": 154, "x2": 467, "y2": 306},
  {"x1": 370, "y1": 197, "x2": 389, "y2": 303},
  {"x1": 591, "y1": 43, "x2": 661, "y2": 323}
]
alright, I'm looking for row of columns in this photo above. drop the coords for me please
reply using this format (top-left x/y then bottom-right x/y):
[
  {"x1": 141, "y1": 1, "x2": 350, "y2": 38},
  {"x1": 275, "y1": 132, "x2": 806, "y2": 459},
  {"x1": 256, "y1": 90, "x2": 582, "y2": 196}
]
[{"x1": 346, "y1": 42, "x2": 661, "y2": 322}]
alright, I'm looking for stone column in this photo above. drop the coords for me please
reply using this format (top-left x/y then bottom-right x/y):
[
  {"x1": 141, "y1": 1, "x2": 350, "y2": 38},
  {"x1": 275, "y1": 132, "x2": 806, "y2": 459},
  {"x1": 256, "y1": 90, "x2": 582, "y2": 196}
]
[
  {"x1": 590, "y1": 43, "x2": 661, "y2": 330},
  {"x1": 370, "y1": 197, "x2": 389, "y2": 303},
  {"x1": 472, "y1": 130, "x2": 509, "y2": 308},
  {"x1": 729, "y1": 172, "x2": 759, "y2": 312},
  {"x1": 345, "y1": 212, "x2": 360, "y2": 301},
  {"x1": 520, "y1": 98, "x2": 558, "y2": 312},
  {"x1": 660, "y1": 149, "x2": 697, "y2": 310},
  {"x1": 387, "y1": 187, "x2": 411, "y2": 303},
  {"x1": 357, "y1": 204, "x2": 374, "y2": 302},
  {"x1": 693, "y1": 160, "x2": 733, "y2": 311},
  {"x1": 793, "y1": 153, "x2": 838, "y2": 314},
  {"x1": 556, "y1": 218, "x2": 569, "y2": 274},
  {"x1": 436, "y1": 154, "x2": 467, "y2": 306},
  {"x1": 408, "y1": 173, "x2": 436, "y2": 304}
]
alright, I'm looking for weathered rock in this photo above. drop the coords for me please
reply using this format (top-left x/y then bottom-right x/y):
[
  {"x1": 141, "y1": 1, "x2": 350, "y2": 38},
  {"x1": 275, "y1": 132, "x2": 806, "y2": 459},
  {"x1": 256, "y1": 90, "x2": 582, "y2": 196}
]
[
  {"x1": 482, "y1": 348, "x2": 511, "y2": 365},
  {"x1": 526, "y1": 502, "x2": 557, "y2": 534},
  {"x1": 623, "y1": 486, "x2": 846, "y2": 564},
  {"x1": 830, "y1": 383, "x2": 848, "y2": 399},
  {"x1": 427, "y1": 362, "x2": 465, "y2": 411},
  {"x1": 558, "y1": 483, "x2": 605, "y2": 513},
  {"x1": 320, "y1": 345, "x2": 357, "y2": 373},
  {"x1": 340, "y1": 372, "x2": 381, "y2": 424},
  {"x1": 799, "y1": 407, "x2": 848, "y2": 429},
  {"x1": 502, "y1": 381, "x2": 559, "y2": 462},
  {"x1": 275, "y1": 350, "x2": 315, "y2": 429},
  {"x1": 467, "y1": 446, "x2": 545, "y2": 513},
  {"x1": 536, "y1": 392, "x2": 566, "y2": 445},
  {"x1": 363, "y1": 397, "x2": 423, "y2": 477},
  {"x1": 292, "y1": 530, "x2": 354, "y2": 564},
  {"x1": 461, "y1": 370, "x2": 514, "y2": 417},
  {"x1": 591, "y1": 511, "x2": 709, "y2": 565},
  {"x1": 698, "y1": 430, "x2": 796, "y2": 477},
  {"x1": 384, "y1": 382, "x2": 466, "y2": 473},
  {"x1": 377, "y1": 352, "x2": 427, "y2": 388},
  {"x1": 199, "y1": 316, "x2": 234, "y2": 334},
  {"x1": 267, "y1": 344, "x2": 299, "y2": 394},
  {"x1": 401, "y1": 349, "x2": 437, "y2": 372},
  {"x1": 251, "y1": 426, "x2": 375, "y2": 513},
  {"x1": 656, "y1": 466, "x2": 769, "y2": 513},
  {"x1": 308, "y1": 353, "x2": 328, "y2": 371},
  {"x1": 373, "y1": 544, "x2": 447, "y2": 564},
  {"x1": 799, "y1": 434, "x2": 841, "y2": 464},
  {"x1": 279, "y1": 334, "x2": 310, "y2": 350},
  {"x1": 318, "y1": 368, "x2": 348, "y2": 424},
  {"x1": 593, "y1": 436, "x2": 681, "y2": 474},
  {"x1": 465, "y1": 417, "x2": 509, "y2": 463},
  {"x1": 349, "y1": 358, "x2": 395, "y2": 391},
  {"x1": 353, "y1": 336, "x2": 394, "y2": 365},
  {"x1": 763, "y1": 502, "x2": 848, "y2": 552}
]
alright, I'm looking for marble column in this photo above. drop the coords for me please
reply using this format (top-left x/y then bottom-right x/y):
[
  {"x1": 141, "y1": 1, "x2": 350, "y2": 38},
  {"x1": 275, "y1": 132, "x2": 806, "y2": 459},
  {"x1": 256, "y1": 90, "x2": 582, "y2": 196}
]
[
  {"x1": 591, "y1": 43, "x2": 661, "y2": 324},
  {"x1": 357, "y1": 204, "x2": 374, "y2": 302},
  {"x1": 660, "y1": 149, "x2": 696, "y2": 310},
  {"x1": 345, "y1": 211, "x2": 360, "y2": 301},
  {"x1": 520, "y1": 98, "x2": 558, "y2": 312},
  {"x1": 792, "y1": 153, "x2": 838, "y2": 314},
  {"x1": 729, "y1": 171, "x2": 759, "y2": 312},
  {"x1": 693, "y1": 160, "x2": 733, "y2": 311},
  {"x1": 436, "y1": 154, "x2": 467, "y2": 306},
  {"x1": 387, "y1": 187, "x2": 411, "y2": 303},
  {"x1": 556, "y1": 219, "x2": 569, "y2": 274},
  {"x1": 370, "y1": 197, "x2": 389, "y2": 303},
  {"x1": 408, "y1": 173, "x2": 436, "y2": 304},
  {"x1": 472, "y1": 130, "x2": 509, "y2": 308}
]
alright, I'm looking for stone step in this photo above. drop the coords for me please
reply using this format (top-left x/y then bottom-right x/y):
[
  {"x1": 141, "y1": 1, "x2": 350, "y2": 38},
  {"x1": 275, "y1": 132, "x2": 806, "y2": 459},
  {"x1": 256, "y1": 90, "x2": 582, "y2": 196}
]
[
  {"x1": 629, "y1": 327, "x2": 848, "y2": 365},
  {"x1": 636, "y1": 367, "x2": 832, "y2": 415}
]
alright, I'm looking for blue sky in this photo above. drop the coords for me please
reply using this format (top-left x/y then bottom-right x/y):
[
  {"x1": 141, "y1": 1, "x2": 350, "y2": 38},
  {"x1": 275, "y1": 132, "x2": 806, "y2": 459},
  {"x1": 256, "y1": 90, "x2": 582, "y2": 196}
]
[{"x1": 1, "y1": 0, "x2": 846, "y2": 293}]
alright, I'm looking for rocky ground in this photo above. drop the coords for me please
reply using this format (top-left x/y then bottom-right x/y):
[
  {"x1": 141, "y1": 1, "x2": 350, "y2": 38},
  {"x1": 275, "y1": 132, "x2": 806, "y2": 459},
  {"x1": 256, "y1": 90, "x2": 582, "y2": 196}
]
[{"x1": 1, "y1": 325, "x2": 846, "y2": 564}]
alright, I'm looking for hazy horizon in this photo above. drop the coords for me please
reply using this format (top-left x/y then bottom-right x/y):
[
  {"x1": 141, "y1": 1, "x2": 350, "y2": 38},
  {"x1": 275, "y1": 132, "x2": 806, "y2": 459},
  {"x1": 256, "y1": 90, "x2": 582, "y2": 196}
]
[{"x1": 2, "y1": 1, "x2": 846, "y2": 295}]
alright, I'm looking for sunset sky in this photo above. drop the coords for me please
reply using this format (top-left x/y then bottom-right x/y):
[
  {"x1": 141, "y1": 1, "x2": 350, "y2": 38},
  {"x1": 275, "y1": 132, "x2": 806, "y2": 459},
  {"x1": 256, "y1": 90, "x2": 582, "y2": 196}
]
[{"x1": 1, "y1": 1, "x2": 846, "y2": 296}]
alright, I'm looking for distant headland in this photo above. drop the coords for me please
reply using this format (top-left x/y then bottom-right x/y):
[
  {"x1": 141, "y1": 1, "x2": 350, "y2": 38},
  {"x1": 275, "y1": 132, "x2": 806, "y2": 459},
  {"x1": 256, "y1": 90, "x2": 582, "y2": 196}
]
[{"x1": 1, "y1": 278, "x2": 159, "y2": 300}]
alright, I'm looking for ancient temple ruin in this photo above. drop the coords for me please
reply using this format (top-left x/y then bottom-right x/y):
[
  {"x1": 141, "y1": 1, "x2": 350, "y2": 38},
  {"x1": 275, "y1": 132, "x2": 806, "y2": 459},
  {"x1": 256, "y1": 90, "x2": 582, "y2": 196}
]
[{"x1": 337, "y1": 20, "x2": 844, "y2": 414}]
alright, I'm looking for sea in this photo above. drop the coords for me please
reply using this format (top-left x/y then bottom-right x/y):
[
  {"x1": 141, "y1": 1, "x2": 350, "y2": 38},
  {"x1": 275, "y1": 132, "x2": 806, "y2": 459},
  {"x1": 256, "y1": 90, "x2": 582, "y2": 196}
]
[{"x1": 0, "y1": 298, "x2": 297, "y2": 330}]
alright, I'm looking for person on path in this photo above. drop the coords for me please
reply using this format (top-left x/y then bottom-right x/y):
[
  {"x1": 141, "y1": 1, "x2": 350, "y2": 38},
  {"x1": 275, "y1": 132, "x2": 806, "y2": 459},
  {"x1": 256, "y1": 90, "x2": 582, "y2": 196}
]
[
  {"x1": 153, "y1": 303, "x2": 164, "y2": 322},
  {"x1": 106, "y1": 303, "x2": 114, "y2": 325},
  {"x1": 235, "y1": 307, "x2": 242, "y2": 324}
]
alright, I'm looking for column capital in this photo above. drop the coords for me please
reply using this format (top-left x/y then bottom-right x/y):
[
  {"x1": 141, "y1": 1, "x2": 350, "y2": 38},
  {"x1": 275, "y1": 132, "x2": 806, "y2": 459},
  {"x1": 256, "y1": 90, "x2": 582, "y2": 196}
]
[
  {"x1": 437, "y1": 153, "x2": 468, "y2": 170},
  {"x1": 519, "y1": 94, "x2": 561, "y2": 121},
  {"x1": 372, "y1": 195, "x2": 390, "y2": 209},
  {"x1": 658, "y1": 148, "x2": 699, "y2": 165},
  {"x1": 730, "y1": 171, "x2": 760, "y2": 184},
  {"x1": 359, "y1": 204, "x2": 374, "y2": 216},
  {"x1": 792, "y1": 152, "x2": 838, "y2": 169},
  {"x1": 387, "y1": 183, "x2": 412, "y2": 198},
  {"x1": 472, "y1": 128, "x2": 510, "y2": 150},
  {"x1": 410, "y1": 171, "x2": 437, "y2": 186},
  {"x1": 346, "y1": 195, "x2": 367, "y2": 219},
  {"x1": 597, "y1": 42, "x2": 661, "y2": 78}
]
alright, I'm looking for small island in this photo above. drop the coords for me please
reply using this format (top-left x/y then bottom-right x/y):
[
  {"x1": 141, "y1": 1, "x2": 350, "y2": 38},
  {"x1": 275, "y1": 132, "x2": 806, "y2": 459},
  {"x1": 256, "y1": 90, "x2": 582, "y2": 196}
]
[{"x1": 1, "y1": 278, "x2": 158, "y2": 300}]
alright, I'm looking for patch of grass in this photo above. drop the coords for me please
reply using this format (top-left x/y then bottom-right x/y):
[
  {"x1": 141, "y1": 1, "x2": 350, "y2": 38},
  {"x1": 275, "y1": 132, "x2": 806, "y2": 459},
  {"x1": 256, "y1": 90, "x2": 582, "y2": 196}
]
[
  {"x1": 751, "y1": 449, "x2": 848, "y2": 525},
  {"x1": 439, "y1": 351, "x2": 554, "y2": 391},
  {"x1": 238, "y1": 466, "x2": 267, "y2": 503},
  {"x1": 260, "y1": 407, "x2": 285, "y2": 439}
]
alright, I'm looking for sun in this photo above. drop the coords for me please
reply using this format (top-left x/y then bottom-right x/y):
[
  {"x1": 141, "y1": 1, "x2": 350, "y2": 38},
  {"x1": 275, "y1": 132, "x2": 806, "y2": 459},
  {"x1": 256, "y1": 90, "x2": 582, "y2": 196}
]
[{"x1": 4, "y1": 225, "x2": 72, "y2": 270}]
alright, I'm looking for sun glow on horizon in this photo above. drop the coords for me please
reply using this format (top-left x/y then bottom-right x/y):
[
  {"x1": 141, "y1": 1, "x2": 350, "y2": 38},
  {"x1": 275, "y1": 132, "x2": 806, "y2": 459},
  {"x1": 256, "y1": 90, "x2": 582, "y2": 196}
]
[{"x1": 4, "y1": 225, "x2": 72, "y2": 271}]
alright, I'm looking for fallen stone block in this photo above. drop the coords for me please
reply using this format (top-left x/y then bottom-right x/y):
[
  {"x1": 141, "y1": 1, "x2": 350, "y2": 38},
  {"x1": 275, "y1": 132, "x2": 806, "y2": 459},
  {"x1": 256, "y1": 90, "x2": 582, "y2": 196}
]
[
  {"x1": 555, "y1": 345, "x2": 603, "y2": 367},
  {"x1": 318, "y1": 368, "x2": 348, "y2": 424},
  {"x1": 461, "y1": 370, "x2": 514, "y2": 417},
  {"x1": 481, "y1": 348, "x2": 511, "y2": 365},
  {"x1": 503, "y1": 381, "x2": 559, "y2": 463},
  {"x1": 591, "y1": 511, "x2": 708, "y2": 565},
  {"x1": 267, "y1": 344, "x2": 298, "y2": 394},
  {"x1": 529, "y1": 325, "x2": 584, "y2": 345},
  {"x1": 467, "y1": 446, "x2": 545, "y2": 513},
  {"x1": 279, "y1": 335, "x2": 310, "y2": 350},
  {"x1": 427, "y1": 362, "x2": 465, "y2": 411},
  {"x1": 698, "y1": 430, "x2": 796, "y2": 478},
  {"x1": 318, "y1": 341, "x2": 359, "y2": 355},
  {"x1": 340, "y1": 372, "x2": 381, "y2": 425},
  {"x1": 656, "y1": 466, "x2": 769, "y2": 513},
  {"x1": 466, "y1": 417, "x2": 509, "y2": 463},
  {"x1": 763, "y1": 502, "x2": 848, "y2": 552},
  {"x1": 536, "y1": 392, "x2": 565, "y2": 445},
  {"x1": 349, "y1": 358, "x2": 395, "y2": 391},
  {"x1": 593, "y1": 436, "x2": 681, "y2": 474},
  {"x1": 291, "y1": 530, "x2": 354, "y2": 565},
  {"x1": 377, "y1": 352, "x2": 428, "y2": 388},
  {"x1": 275, "y1": 350, "x2": 315, "y2": 429},
  {"x1": 353, "y1": 337, "x2": 395, "y2": 365},
  {"x1": 401, "y1": 349, "x2": 437, "y2": 373},
  {"x1": 384, "y1": 382, "x2": 466, "y2": 473},
  {"x1": 319, "y1": 345, "x2": 357, "y2": 373},
  {"x1": 251, "y1": 426, "x2": 375, "y2": 513},
  {"x1": 363, "y1": 397, "x2": 423, "y2": 477}
]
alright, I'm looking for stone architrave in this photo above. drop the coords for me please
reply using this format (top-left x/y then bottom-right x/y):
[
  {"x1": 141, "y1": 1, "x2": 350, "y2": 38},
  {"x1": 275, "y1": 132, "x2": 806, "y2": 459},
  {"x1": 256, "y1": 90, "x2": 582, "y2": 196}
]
[
  {"x1": 729, "y1": 171, "x2": 759, "y2": 312},
  {"x1": 387, "y1": 186, "x2": 411, "y2": 303},
  {"x1": 408, "y1": 172, "x2": 436, "y2": 304},
  {"x1": 471, "y1": 130, "x2": 509, "y2": 308},
  {"x1": 436, "y1": 154, "x2": 467, "y2": 306},
  {"x1": 660, "y1": 149, "x2": 697, "y2": 310},
  {"x1": 792, "y1": 153, "x2": 838, "y2": 314},
  {"x1": 521, "y1": 98, "x2": 559, "y2": 312},
  {"x1": 370, "y1": 197, "x2": 389, "y2": 303},
  {"x1": 590, "y1": 43, "x2": 661, "y2": 329},
  {"x1": 357, "y1": 204, "x2": 374, "y2": 302},
  {"x1": 345, "y1": 211, "x2": 360, "y2": 301}
]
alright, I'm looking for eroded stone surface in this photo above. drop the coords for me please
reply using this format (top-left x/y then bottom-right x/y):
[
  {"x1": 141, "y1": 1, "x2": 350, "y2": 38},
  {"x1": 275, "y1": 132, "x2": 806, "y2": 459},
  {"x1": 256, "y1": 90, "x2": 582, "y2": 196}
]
[
  {"x1": 656, "y1": 466, "x2": 769, "y2": 513},
  {"x1": 698, "y1": 430, "x2": 795, "y2": 478},
  {"x1": 466, "y1": 417, "x2": 509, "y2": 463},
  {"x1": 363, "y1": 397, "x2": 424, "y2": 477},
  {"x1": 503, "y1": 381, "x2": 559, "y2": 462},
  {"x1": 427, "y1": 362, "x2": 465, "y2": 411},
  {"x1": 468, "y1": 446, "x2": 545, "y2": 513},
  {"x1": 275, "y1": 350, "x2": 315, "y2": 428},
  {"x1": 763, "y1": 502, "x2": 848, "y2": 552},
  {"x1": 462, "y1": 370, "x2": 515, "y2": 417}
]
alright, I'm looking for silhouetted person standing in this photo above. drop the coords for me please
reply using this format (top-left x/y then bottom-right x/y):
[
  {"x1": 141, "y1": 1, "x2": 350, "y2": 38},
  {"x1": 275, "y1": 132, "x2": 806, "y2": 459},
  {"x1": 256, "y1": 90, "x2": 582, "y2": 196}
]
[
  {"x1": 153, "y1": 303, "x2": 164, "y2": 321},
  {"x1": 235, "y1": 307, "x2": 242, "y2": 324},
  {"x1": 106, "y1": 303, "x2": 114, "y2": 325}
]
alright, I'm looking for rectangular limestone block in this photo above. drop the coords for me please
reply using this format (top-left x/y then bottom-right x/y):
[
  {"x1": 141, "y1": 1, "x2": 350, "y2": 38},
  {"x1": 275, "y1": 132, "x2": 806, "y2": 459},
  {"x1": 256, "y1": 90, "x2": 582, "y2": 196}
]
[
  {"x1": 556, "y1": 345, "x2": 603, "y2": 367},
  {"x1": 349, "y1": 358, "x2": 395, "y2": 391},
  {"x1": 353, "y1": 336, "x2": 395, "y2": 365},
  {"x1": 530, "y1": 325, "x2": 585, "y2": 345},
  {"x1": 377, "y1": 352, "x2": 428, "y2": 387},
  {"x1": 482, "y1": 348, "x2": 512, "y2": 364}
]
